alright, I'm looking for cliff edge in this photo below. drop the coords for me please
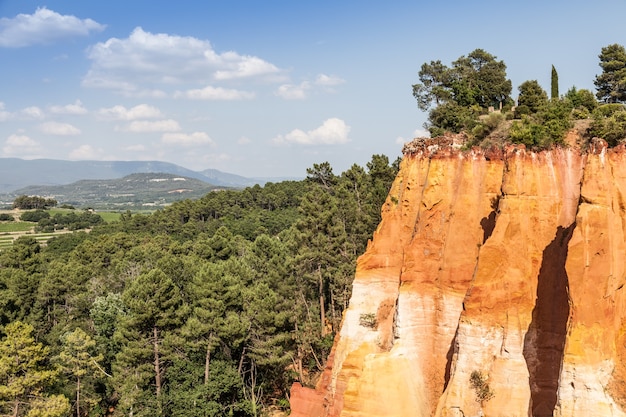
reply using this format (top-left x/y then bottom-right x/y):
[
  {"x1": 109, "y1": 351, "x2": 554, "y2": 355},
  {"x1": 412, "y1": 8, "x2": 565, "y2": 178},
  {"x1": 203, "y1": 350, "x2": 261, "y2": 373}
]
[{"x1": 290, "y1": 133, "x2": 626, "y2": 417}]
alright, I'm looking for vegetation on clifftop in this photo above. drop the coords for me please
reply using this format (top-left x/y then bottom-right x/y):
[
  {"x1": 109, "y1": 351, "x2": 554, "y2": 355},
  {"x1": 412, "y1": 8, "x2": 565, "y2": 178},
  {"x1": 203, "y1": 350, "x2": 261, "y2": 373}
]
[{"x1": 413, "y1": 43, "x2": 626, "y2": 149}]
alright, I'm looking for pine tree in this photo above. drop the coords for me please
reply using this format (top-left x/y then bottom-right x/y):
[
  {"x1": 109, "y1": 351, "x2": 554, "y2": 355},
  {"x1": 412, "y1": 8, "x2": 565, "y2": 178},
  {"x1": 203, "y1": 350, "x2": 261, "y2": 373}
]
[
  {"x1": 595, "y1": 43, "x2": 626, "y2": 103},
  {"x1": 56, "y1": 328, "x2": 105, "y2": 417},
  {"x1": 114, "y1": 269, "x2": 185, "y2": 416},
  {"x1": 551, "y1": 65, "x2": 559, "y2": 99},
  {"x1": 0, "y1": 321, "x2": 69, "y2": 417}
]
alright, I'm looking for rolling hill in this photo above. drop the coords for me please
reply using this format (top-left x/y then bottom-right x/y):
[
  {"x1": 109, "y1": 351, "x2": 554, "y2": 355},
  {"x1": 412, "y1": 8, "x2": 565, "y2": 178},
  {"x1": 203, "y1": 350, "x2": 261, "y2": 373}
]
[{"x1": 3, "y1": 173, "x2": 225, "y2": 209}]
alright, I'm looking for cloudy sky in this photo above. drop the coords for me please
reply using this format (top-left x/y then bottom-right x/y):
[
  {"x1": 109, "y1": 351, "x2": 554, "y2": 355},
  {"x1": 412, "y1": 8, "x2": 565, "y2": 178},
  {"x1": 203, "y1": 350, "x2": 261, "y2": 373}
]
[{"x1": 0, "y1": 1, "x2": 624, "y2": 178}]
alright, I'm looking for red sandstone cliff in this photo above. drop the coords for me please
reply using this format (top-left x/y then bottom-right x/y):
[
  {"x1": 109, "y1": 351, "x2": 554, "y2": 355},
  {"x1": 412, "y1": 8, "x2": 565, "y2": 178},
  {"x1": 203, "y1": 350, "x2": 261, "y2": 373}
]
[{"x1": 290, "y1": 134, "x2": 626, "y2": 417}]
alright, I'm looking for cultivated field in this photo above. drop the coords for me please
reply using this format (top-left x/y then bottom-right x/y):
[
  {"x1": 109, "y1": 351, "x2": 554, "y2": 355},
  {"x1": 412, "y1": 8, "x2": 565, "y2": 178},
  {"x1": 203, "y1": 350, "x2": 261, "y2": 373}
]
[{"x1": 0, "y1": 208, "x2": 121, "y2": 250}]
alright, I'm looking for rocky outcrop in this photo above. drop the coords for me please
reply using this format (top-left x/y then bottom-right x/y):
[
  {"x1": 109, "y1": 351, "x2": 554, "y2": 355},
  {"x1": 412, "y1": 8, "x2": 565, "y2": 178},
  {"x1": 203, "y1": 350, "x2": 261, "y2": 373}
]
[{"x1": 290, "y1": 135, "x2": 626, "y2": 417}]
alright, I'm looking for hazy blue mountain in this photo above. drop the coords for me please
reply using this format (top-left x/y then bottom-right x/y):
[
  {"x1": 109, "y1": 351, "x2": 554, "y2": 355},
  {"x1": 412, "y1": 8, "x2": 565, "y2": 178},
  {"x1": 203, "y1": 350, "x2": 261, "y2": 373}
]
[
  {"x1": 0, "y1": 158, "x2": 269, "y2": 193},
  {"x1": 198, "y1": 169, "x2": 302, "y2": 187},
  {"x1": 199, "y1": 168, "x2": 259, "y2": 188}
]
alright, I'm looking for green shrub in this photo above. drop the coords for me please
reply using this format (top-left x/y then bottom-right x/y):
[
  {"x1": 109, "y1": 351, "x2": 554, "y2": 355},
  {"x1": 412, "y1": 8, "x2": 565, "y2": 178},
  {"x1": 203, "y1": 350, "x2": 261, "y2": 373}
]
[
  {"x1": 470, "y1": 370, "x2": 495, "y2": 404},
  {"x1": 517, "y1": 80, "x2": 548, "y2": 114},
  {"x1": 472, "y1": 112, "x2": 505, "y2": 140},
  {"x1": 514, "y1": 104, "x2": 531, "y2": 118},
  {"x1": 427, "y1": 102, "x2": 481, "y2": 136},
  {"x1": 0, "y1": 213, "x2": 14, "y2": 221},
  {"x1": 565, "y1": 87, "x2": 598, "y2": 113},
  {"x1": 20, "y1": 210, "x2": 50, "y2": 222},
  {"x1": 590, "y1": 105, "x2": 626, "y2": 146},
  {"x1": 359, "y1": 313, "x2": 377, "y2": 328},
  {"x1": 509, "y1": 118, "x2": 544, "y2": 147},
  {"x1": 571, "y1": 107, "x2": 591, "y2": 120},
  {"x1": 508, "y1": 99, "x2": 572, "y2": 149},
  {"x1": 592, "y1": 103, "x2": 626, "y2": 118}
]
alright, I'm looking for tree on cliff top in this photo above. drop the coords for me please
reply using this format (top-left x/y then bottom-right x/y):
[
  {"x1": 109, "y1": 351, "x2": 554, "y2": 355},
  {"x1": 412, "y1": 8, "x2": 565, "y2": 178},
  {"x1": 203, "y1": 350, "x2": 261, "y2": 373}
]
[
  {"x1": 412, "y1": 49, "x2": 512, "y2": 135},
  {"x1": 551, "y1": 65, "x2": 559, "y2": 100},
  {"x1": 517, "y1": 80, "x2": 549, "y2": 116},
  {"x1": 595, "y1": 43, "x2": 626, "y2": 103}
]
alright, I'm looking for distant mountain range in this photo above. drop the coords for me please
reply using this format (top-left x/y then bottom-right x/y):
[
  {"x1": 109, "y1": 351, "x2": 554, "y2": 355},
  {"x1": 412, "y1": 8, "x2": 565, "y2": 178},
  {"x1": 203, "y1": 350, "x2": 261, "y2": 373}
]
[{"x1": 0, "y1": 158, "x2": 292, "y2": 194}]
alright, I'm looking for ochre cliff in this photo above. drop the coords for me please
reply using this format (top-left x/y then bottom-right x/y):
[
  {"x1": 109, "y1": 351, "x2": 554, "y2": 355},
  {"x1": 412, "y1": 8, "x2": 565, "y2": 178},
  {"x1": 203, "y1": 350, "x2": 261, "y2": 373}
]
[{"x1": 290, "y1": 134, "x2": 626, "y2": 417}]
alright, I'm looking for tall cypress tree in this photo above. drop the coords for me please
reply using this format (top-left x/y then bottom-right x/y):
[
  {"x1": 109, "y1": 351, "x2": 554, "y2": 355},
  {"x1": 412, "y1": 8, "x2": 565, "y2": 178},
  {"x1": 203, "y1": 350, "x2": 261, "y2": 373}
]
[{"x1": 551, "y1": 65, "x2": 559, "y2": 99}]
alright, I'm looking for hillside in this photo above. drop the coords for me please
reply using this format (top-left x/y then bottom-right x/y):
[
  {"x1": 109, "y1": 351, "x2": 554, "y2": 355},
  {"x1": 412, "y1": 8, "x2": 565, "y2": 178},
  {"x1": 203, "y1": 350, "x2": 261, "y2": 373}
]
[{"x1": 3, "y1": 173, "x2": 225, "y2": 209}]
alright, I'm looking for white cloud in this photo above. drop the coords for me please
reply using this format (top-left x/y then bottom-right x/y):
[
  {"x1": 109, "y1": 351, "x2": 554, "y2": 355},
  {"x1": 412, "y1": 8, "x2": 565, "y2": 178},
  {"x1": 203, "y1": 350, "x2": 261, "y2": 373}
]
[
  {"x1": 395, "y1": 136, "x2": 409, "y2": 145},
  {"x1": 214, "y1": 55, "x2": 281, "y2": 80},
  {"x1": 414, "y1": 128, "x2": 430, "y2": 137},
  {"x1": 162, "y1": 132, "x2": 215, "y2": 147},
  {"x1": 396, "y1": 128, "x2": 430, "y2": 145},
  {"x1": 83, "y1": 27, "x2": 284, "y2": 93},
  {"x1": 120, "y1": 119, "x2": 181, "y2": 133},
  {"x1": 69, "y1": 144, "x2": 101, "y2": 159},
  {"x1": 275, "y1": 74, "x2": 344, "y2": 100},
  {"x1": 175, "y1": 85, "x2": 255, "y2": 100},
  {"x1": 272, "y1": 118, "x2": 351, "y2": 146},
  {"x1": 275, "y1": 82, "x2": 311, "y2": 100},
  {"x1": 124, "y1": 144, "x2": 146, "y2": 152},
  {"x1": 21, "y1": 106, "x2": 45, "y2": 119},
  {"x1": 0, "y1": 102, "x2": 13, "y2": 121},
  {"x1": 49, "y1": 100, "x2": 88, "y2": 115},
  {"x1": 40, "y1": 121, "x2": 81, "y2": 136},
  {"x1": 315, "y1": 74, "x2": 345, "y2": 86},
  {"x1": 3, "y1": 134, "x2": 42, "y2": 156},
  {"x1": 237, "y1": 136, "x2": 251, "y2": 145},
  {"x1": 0, "y1": 7, "x2": 105, "y2": 48},
  {"x1": 128, "y1": 89, "x2": 168, "y2": 99},
  {"x1": 98, "y1": 104, "x2": 163, "y2": 120}
]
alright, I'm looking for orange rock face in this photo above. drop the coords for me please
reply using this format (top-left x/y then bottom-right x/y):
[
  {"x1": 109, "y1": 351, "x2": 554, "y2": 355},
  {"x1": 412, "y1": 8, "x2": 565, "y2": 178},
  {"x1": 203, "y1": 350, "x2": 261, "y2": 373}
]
[{"x1": 289, "y1": 136, "x2": 626, "y2": 417}]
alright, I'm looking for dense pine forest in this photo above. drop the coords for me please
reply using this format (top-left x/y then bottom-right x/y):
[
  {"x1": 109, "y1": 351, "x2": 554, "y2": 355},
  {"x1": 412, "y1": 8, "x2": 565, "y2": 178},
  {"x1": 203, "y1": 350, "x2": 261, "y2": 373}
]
[{"x1": 0, "y1": 155, "x2": 398, "y2": 417}]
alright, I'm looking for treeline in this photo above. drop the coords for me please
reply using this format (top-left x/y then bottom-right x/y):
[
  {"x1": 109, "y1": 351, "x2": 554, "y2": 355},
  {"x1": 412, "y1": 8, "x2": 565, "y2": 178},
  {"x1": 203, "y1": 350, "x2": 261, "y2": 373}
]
[
  {"x1": 412, "y1": 43, "x2": 626, "y2": 148},
  {"x1": 0, "y1": 155, "x2": 398, "y2": 417},
  {"x1": 13, "y1": 195, "x2": 58, "y2": 210},
  {"x1": 24, "y1": 210, "x2": 105, "y2": 232}
]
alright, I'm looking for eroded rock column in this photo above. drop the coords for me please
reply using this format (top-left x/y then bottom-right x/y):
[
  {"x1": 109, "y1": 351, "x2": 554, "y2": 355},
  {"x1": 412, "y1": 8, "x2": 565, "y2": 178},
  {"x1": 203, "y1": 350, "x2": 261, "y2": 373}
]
[
  {"x1": 436, "y1": 147, "x2": 584, "y2": 417},
  {"x1": 556, "y1": 141, "x2": 626, "y2": 417}
]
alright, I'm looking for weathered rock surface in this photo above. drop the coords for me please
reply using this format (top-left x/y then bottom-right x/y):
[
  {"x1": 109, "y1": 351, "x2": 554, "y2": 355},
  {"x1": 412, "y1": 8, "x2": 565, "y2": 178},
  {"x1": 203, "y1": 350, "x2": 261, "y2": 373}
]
[{"x1": 289, "y1": 135, "x2": 626, "y2": 417}]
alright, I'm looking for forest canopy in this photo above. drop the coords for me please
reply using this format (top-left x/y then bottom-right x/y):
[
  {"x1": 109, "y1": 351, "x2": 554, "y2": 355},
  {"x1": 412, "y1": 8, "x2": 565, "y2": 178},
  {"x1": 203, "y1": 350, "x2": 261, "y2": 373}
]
[{"x1": 0, "y1": 155, "x2": 399, "y2": 417}]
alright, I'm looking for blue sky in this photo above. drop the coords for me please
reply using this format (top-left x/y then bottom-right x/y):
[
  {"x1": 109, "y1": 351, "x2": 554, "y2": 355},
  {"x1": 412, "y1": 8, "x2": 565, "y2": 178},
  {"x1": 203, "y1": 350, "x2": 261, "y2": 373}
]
[{"x1": 0, "y1": 1, "x2": 624, "y2": 178}]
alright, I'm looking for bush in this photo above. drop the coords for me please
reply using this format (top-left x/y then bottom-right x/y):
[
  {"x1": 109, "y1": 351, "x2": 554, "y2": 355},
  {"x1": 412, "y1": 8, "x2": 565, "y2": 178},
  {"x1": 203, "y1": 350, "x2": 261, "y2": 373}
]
[
  {"x1": 571, "y1": 107, "x2": 591, "y2": 120},
  {"x1": 359, "y1": 313, "x2": 377, "y2": 328},
  {"x1": 565, "y1": 87, "x2": 598, "y2": 113},
  {"x1": 593, "y1": 103, "x2": 626, "y2": 118},
  {"x1": 590, "y1": 105, "x2": 626, "y2": 146},
  {"x1": 38, "y1": 210, "x2": 104, "y2": 231},
  {"x1": 427, "y1": 103, "x2": 481, "y2": 136},
  {"x1": 514, "y1": 104, "x2": 531, "y2": 118},
  {"x1": 20, "y1": 210, "x2": 50, "y2": 222},
  {"x1": 517, "y1": 80, "x2": 548, "y2": 114},
  {"x1": 470, "y1": 370, "x2": 495, "y2": 403},
  {"x1": 0, "y1": 213, "x2": 14, "y2": 221},
  {"x1": 508, "y1": 100, "x2": 572, "y2": 149},
  {"x1": 472, "y1": 112, "x2": 505, "y2": 140}
]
